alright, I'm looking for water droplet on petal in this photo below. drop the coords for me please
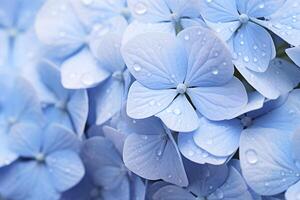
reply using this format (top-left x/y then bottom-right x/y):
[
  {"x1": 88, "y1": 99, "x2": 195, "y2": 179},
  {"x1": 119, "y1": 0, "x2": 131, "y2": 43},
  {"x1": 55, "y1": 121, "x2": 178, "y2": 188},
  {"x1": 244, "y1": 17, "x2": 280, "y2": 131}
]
[
  {"x1": 215, "y1": 189, "x2": 224, "y2": 199},
  {"x1": 173, "y1": 108, "x2": 181, "y2": 115},
  {"x1": 133, "y1": 64, "x2": 142, "y2": 72},
  {"x1": 134, "y1": 3, "x2": 147, "y2": 15},
  {"x1": 243, "y1": 56, "x2": 250, "y2": 63},
  {"x1": 245, "y1": 149, "x2": 258, "y2": 164},
  {"x1": 184, "y1": 35, "x2": 190, "y2": 40}
]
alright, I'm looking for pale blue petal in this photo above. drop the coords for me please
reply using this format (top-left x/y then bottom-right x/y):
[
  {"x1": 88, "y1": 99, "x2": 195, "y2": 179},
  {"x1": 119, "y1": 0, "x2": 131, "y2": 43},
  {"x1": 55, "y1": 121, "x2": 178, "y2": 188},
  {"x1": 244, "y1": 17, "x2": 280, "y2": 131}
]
[
  {"x1": 35, "y1": 0, "x2": 86, "y2": 58},
  {"x1": 0, "y1": 132, "x2": 17, "y2": 167},
  {"x1": 67, "y1": 89, "x2": 89, "y2": 136},
  {"x1": 61, "y1": 48, "x2": 110, "y2": 89},
  {"x1": 237, "y1": 0, "x2": 285, "y2": 18},
  {"x1": 178, "y1": 133, "x2": 228, "y2": 165},
  {"x1": 0, "y1": 161, "x2": 60, "y2": 200},
  {"x1": 199, "y1": 0, "x2": 240, "y2": 23},
  {"x1": 70, "y1": 0, "x2": 127, "y2": 28},
  {"x1": 285, "y1": 181, "x2": 300, "y2": 200},
  {"x1": 180, "y1": 18, "x2": 207, "y2": 29},
  {"x1": 127, "y1": 0, "x2": 171, "y2": 22},
  {"x1": 9, "y1": 123, "x2": 42, "y2": 158},
  {"x1": 102, "y1": 126, "x2": 127, "y2": 154},
  {"x1": 42, "y1": 124, "x2": 80, "y2": 154},
  {"x1": 286, "y1": 47, "x2": 300, "y2": 67},
  {"x1": 254, "y1": 89, "x2": 300, "y2": 132},
  {"x1": 90, "y1": 78, "x2": 124, "y2": 125},
  {"x1": 156, "y1": 95, "x2": 199, "y2": 132},
  {"x1": 240, "y1": 127, "x2": 299, "y2": 195},
  {"x1": 153, "y1": 185, "x2": 196, "y2": 200},
  {"x1": 46, "y1": 150, "x2": 85, "y2": 192},
  {"x1": 122, "y1": 32, "x2": 187, "y2": 89},
  {"x1": 205, "y1": 20, "x2": 241, "y2": 42},
  {"x1": 185, "y1": 161, "x2": 228, "y2": 197},
  {"x1": 236, "y1": 59, "x2": 300, "y2": 99},
  {"x1": 187, "y1": 77, "x2": 248, "y2": 121},
  {"x1": 178, "y1": 27, "x2": 234, "y2": 87},
  {"x1": 233, "y1": 22, "x2": 275, "y2": 73},
  {"x1": 232, "y1": 92, "x2": 265, "y2": 118},
  {"x1": 256, "y1": 1, "x2": 300, "y2": 46},
  {"x1": 122, "y1": 21, "x2": 175, "y2": 46},
  {"x1": 193, "y1": 118, "x2": 243, "y2": 157},
  {"x1": 89, "y1": 33, "x2": 125, "y2": 73},
  {"x1": 123, "y1": 130, "x2": 188, "y2": 186},
  {"x1": 127, "y1": 81, "x2": 177, "y2": 119},
  {"x1": 207, "y1": 166, "x2": 253, "y2": 200},
  {"x1": 164, "y1": 0, "x2": 201, "y2": 18},
  {"x1": 292, "y1": 130, "x2": 300, "y2": 162},
  {"x1": 0, "y1": 0, "x2": 16, "y2": 27}
]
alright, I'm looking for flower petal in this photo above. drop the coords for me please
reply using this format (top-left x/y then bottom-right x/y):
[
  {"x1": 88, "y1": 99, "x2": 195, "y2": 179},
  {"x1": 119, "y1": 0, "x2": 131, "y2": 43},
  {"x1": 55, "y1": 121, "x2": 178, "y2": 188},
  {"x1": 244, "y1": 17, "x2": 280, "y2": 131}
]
[
  {"x1": 156, "y1": 95, "x2": 199, "y2": 132},
  {"x1": 178, "y1": 133, "x2": 228, "y2": 165},
  {"x1": 123, "y1": 131, "x2": 188, "y2": 186},
  {"x1": 187, "y1": 77, "x2": 248, "y2": 121},
  {"x1": 42, "y1": 124, "x2": 80, "y2": 154},
  {"x1": 122, "y1": 32, "x2": 187, "y2": 89},
  {"x1": 237, "y1": 0, "x2": 285, "y2": 18},
  {"x1": 286, "y1": 47, "x2": 300, "y2": 67},
  {"x1": 153, "y1": 185, "x2": 196, "y2": 200},
  {"x1": 127, "y1": 81, "x2": 177, "y2": 119},
  {"x1": 127, "y1": 0, "x2": 171, "y2": 23},
  {"x1": 35, "y1": 0, "x2": 86, "y2": 58},
  {"x1": 199, "y1": 0, "x2": 240, "y2": 23},
  {"x1": 256, "y1": 1, "x2": 300, "y2": 46},
  {"x1": 178, "y1": 26, "x2": 234, "y2": 87},
  {"x1": 237, "y1": 59, "x2": 300, "y2": 99},
  {"x1": 46, "y1": 150, "x2": 85, "y2": 192},
  {"x1": 240, "y1": 127, "x2": 299, "y2": 195},
  {"x1": 61, "y1": 48, "x2": 110, "y2": 89},
  {"x1": 207, "y1": 166, "x2": 253, "y2": 200},
  {"x1": 285, "y1": 180, "x2": 300, "y2": 200},
  {"x1": 193, "y1": 118, "x2": 243, "y2": 157},
  {"x1": 233, "y1": 22, "x2": 275, "y2": 73}
]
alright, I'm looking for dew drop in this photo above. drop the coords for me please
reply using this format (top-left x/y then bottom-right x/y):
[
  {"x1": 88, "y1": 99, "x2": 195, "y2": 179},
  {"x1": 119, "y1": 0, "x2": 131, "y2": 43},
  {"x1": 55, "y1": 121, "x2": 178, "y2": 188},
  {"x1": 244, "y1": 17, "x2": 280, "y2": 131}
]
[
  {"x1": 215, "y1": 189, "x2": 224, "y2": 199},
  {"x1": 184, "y1": 35, "x2": 190, "y2": 40},
  {"x1": 173, "y1": 108, "x2": 181, "y2": 115},
  {"x1": 188, "y1": 150, "x2": 195, "y2": 156},
  {"x1": 81, "y1": 73, "x2": 95, "y2": 86},
  {"x1": 245, "y1": 149, "x2": 258, "y2": 164},
  {"x1": 212, "y1": 69, "x2": 219, "y2": 75},
  {"x1": 149, "y1": 100, "x2": 156, "y2": 106},
  {"x1": 133, "y1": 64, "x2": 142, "y2": 72},
  {"x1": 134, "y1": 3, "x2": 147, "y2": 15},
  {"x1": 243, "y1": 56, "x2": 250, "y2": 63}
]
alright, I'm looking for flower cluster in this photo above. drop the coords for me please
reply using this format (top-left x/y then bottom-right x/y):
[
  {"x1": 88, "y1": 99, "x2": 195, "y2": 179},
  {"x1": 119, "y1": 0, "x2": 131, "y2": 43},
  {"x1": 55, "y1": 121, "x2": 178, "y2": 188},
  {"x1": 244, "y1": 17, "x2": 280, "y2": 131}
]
[{"x1": 1, "y1": 0, "x2": 300, "y2": 199}]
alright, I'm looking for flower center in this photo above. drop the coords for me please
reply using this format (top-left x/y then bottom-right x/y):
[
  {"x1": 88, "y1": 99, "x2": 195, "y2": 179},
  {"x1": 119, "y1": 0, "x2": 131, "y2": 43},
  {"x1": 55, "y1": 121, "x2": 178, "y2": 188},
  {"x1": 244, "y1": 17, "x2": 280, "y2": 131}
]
[
  {"x1": 112, "y1": 71, "x2": 123, "y2": 81},
  {"x1": 239, "y1": 14, "x2": 249, "y2": 23},
  {"x1": 35, "y1": 153, "x2": 45, "y2": 162},
  {"x1": 241, "y1": 116, "x2": 252, "y2": 128},
  {"x1": 176, "y1": 83, "x2": 187, "y2": 94}
]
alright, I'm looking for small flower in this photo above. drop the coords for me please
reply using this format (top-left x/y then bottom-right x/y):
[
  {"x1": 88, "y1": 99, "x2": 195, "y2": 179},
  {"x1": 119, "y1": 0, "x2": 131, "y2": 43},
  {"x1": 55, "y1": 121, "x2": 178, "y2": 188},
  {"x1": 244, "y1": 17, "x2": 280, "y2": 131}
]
[{"x1": 122, "y1": 26, "x2": 247, "y2": 132}]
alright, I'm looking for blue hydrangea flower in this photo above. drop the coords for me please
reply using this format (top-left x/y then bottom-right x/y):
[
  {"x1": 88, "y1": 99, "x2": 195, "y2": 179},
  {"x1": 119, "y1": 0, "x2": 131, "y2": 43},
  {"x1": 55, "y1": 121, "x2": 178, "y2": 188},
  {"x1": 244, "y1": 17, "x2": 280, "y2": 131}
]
[
  {"x1": 35, "y1": 0, "x2": 128, "y2": 89},
  {"x1": 122, "y1": 26, "x2": 247, "y2": 132},
  {"x1": 80, "y1": 136, "x2": 146, "y2": 200},
  {"x1": 0, "y1": 123, "x2": 84, "y2": 200},
  {"x1": 179, "y1": 85, "x2": 300, "y2": 165},
  {"x1": 0, "y1": 0, "x2": 45, "y2": 69},
  {"x1": 152, "y1": 161, "x2": 253, "y2": 200},
  {"x1": 286, "y1": 46, "x2": 300, "y2": 67},
  {"x1": 104, "y1": 111, "x2": 188, "y2": 186},
  {"x1": 200, "y1": 0, "x2": 300, "y2": 99},
  {"x1": 178, "y1": 91, "x2": 265, "y2": 165},
  {"x1": 0, "y1": 75, "x2": 44, "y2": 167},
  {"x1": 239, "y1": 89, "x2": 300, "y2": 197},
  {"x1": 22, "y1": 60, "x2": 89, "y2": 136}
]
